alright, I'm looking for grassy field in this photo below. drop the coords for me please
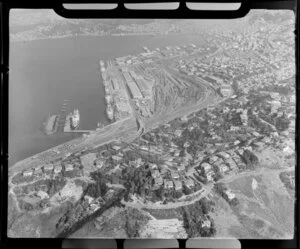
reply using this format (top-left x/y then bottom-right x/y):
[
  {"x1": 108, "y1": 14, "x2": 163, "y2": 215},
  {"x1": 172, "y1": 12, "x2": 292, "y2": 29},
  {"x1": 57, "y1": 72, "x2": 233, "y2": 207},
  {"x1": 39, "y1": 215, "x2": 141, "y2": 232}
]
[
  {"x1": 142, "y1": 207, "x2": 183, "y2": 220},
  {"x1": 212, "y1": 169, "x2": 294, "y2": 239}
]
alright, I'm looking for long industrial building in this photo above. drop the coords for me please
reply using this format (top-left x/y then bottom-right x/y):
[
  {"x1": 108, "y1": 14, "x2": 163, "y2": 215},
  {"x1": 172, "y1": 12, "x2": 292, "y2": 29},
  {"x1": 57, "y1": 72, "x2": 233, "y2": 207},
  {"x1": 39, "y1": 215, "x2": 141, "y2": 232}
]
[
  {"x1": 129, "y1": 70, "x2": 152, "y2": 98},
  {"x1": 122, "y1": 72, "x2": 143, "y2": 99}
]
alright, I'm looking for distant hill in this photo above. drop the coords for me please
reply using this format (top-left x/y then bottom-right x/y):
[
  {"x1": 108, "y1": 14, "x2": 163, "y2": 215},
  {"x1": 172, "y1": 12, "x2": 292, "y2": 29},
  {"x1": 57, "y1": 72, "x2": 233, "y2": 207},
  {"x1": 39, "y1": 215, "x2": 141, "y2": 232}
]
[{"x1": 247, "y1": 10, "x2": 294, "y2": 25}]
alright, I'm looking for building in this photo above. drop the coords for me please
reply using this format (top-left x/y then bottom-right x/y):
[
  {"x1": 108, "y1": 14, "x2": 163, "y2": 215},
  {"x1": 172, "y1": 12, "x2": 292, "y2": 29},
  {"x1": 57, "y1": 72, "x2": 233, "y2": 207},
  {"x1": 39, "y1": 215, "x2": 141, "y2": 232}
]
[
  {"x1": 90, "y1": 203, "x2": 100, "y2": 212},
  {"x1": 36, "y1": 190, "x2": 49, "y2": 200},
  {"x1": 104, "y1": 189, "x2": 115, "y2": 201},
  {"x1": 201, "y1": 162, "x2": 212, "y2": 173},
  {"x1": 225, "y1": 189, "x2": 235, "y2": 200},
  {"x1": 174, "y1": 130, "x2": 182, "y2": 137},
  {"x1": 184, "y1": 178, "x2": 194, "y2": 189},
  {"x1": 226, "y1": 158, "x2": 238, "y2": 170},
  {"x1": 34, "y1": 167, "x2": 42, "y2": 175},
  {"x1": 164, "y1": 180, "x2": 174, "y2": 189},
  {"x1": 112, "y1": 155, "x2": 122, "y2": 162},
  {"x1": 217, "y1": 151, "x2": 230, "y2": 159},
  {"x1": 149, "y1": 163, "x2": 158, "y2": 170},
  {"x1": 154, "y1": 176, "x2": 163, "y2": 188},
  {"x1": 65, "y1": 164, "x2": 74, "y2": 172},
  {"x1": 219, "y1": 164, "x2": 229, "y2": 173},
  {"x1": 171, "y1": 171, "x2": 180, "y2": 179},
  {"x1": 80, "y1": 153, "x2": 97, "y2": 168},
  {"x1": 123, "y1": 72, "x2": 143, "y2": 99},
  {"x1": 178, "y1": 164, "x2": 185, "y2": 172},
  {"x1": 209, "y1": 156, "x2": 219, "y2": 164},
  {"x1": 283, "y1": 146, "x2": 294, "y2": 156},
  {"x1": 23, "y1": 169, "x2": 33, "y2": 177},
  {"x1": 84, "y1": 195, "x2": 94, "y2": 205},
  {"x1": 206, "y1": 171, "x2": 214, "y2": 182},
  {"x1": 133, "y1": 158, "x2": 143, "y2": 167},
  {"x1": 220, "y1": 85, "x2": 231, "y2": 97},
  {"x1": 174, "y1": 180, "x2": 183, "y2": 191},
  {"x1": 201, "y1": 218, "x2": 211, "y2": 228},
  {"x1": 54, "y1": 165, "x2": 62, "y2": 174},
  {"x1": 43, "y1": 163, "x2": 54, "y2": 172},
  {"x1": 95, "y1": 159, "x2": 105, "y2": 169},
  {"x1": 151, "y1": 169, "x2": 161, "y2": 179},
  {"x1": 112, "y1": 145, "x2": 122, "y2": 151}
]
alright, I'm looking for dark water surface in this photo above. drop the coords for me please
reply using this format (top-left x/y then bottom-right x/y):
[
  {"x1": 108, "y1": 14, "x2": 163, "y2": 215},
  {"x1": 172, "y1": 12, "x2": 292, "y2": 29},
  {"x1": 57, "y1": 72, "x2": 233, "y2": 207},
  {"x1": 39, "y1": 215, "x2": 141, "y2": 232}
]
[{"x1": 9, "y1": 34, "x2": 205, "y2": 165}]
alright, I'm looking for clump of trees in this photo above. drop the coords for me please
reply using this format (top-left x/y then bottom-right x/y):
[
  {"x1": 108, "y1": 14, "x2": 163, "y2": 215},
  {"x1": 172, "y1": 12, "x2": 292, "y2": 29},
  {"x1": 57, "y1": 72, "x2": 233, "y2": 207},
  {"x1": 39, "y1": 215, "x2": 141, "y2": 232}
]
[
  {"x1": 279, "y1": 171, "x2": 295, "y2": 190},
  {"x1": 181, "y1": 199, "x2": 216, "y2": 238},
  {"x1": 241, "y1": 149, "x2": 259, "y2": 170},
  {"x1": 275, "y1": 114, "x2": 290, "y2": 131},
  {"x1": 214, "y1": 183, "x2": 239, "y2": 207},
  {"x1": 124, "y1": 208, "x2": 150, "y2": 238},
  {"x1": 84, "y1": 171, "x2": 108, "y2": 198}
]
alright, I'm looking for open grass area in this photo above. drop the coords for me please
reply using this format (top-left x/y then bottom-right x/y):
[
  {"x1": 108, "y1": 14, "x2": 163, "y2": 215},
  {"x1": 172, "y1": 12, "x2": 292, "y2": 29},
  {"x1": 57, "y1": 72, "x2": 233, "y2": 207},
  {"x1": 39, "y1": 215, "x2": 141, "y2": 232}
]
[{"x1": 142, "y1": 207, "x2": 183, "y2": 220}]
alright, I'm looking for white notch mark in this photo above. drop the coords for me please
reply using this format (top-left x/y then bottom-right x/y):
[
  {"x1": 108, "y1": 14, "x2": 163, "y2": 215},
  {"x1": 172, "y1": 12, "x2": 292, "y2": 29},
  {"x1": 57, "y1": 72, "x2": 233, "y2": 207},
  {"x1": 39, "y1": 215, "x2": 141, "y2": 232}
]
[
  {"x1": 186, "y1": 2, "x2": 241, "y2": 11},
  {"x1": 124, "y1": 2, "x2": 180, "y2": 10},
  {"x1": 63, "y1": 4, "x2": 118, "y2": 10}
]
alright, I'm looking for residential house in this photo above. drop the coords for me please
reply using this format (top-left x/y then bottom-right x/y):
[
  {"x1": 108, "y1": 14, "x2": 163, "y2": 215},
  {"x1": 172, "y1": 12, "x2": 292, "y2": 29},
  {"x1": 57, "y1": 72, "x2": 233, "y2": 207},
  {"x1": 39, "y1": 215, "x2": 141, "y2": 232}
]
[
  {"x1": 174, "y1": 130, "x2": 182, "y2": 137},
  {"x1": 104, "y1": 189, "x2": 115, "y2": 201},
  {"x1": 84, "y1": 195, "x2": 94, "y2": 205},
  {"x1": 43, "y1": 163, "x2": 54, "y2": 172},
  {"x1": 151, "y1": 169, "x2": 161, "y2": 179},
  {"x1": 154, "y1": 176, "x2": 163, "y2": 188},
  {"x1": 54, "y1": 165, "x2": 62, "y2": 174},
  {"x1": 178, "y1": 164, "x2": 185, "y2": 172},
  {"x1": 95, "y1": 159, "x2": 105, "y2": 169},
  {"x1": 217, "y1": 151, "x2": 230, "y2": 159},
  {"x1": 219, "y1": 164, "x2": 229, "y2": 173},
  {"x1": 209, "y1": 156, "x2": 219, "y2": 164},
  {"x1": 112, "y1": 145, "x2": 122, "y2": 150},
  {"x1": 23, "y1": 169, "x2": 33, "y2": 177},
  {"x1": 80, "y1": 153, "x2": 97, "y2": 168},
  {"x1": 174, "y1": 151, "x2": 180, "y2": 157},
  {"x1": 184, "y1": 178, "x2": 194, "y2": 189},
  {"x1": 226, "y1": 158, "x2": 238, "y2": 170},
  {"x1": 201, "y1": 162, "x2": 212, "y2": 173},
  {"x1": 65, "y1": 164, "x2": 74, "y2": 172},
  {"x1": 225, "y1": 189, "x2": 235, "y2": 200},
  {"x1": 174, "y1": 180, "x2": 183, "y2": 191},
  {"x1": 90, "y1": 203, "x2": 100, "y2": 212},
  {"x1": 201, "y1": 218, "x2": 211, "y2": 228},
  {"x1": 206, "y1": 171, "x2": 215, "y2": 182},
  {"x1": 133, "y1": 158, "x2": 143, "y2": 167},
  {"x1": 36, "y1": 190, "x2": 49, "y2": 200},
  {"x1": 171, "y1": 171, "x2": 180, "y2": 180},
  {"x1": 164, "y1": 180, "x2": 174, "y2": 189},
  {"x1": 34, "y1": 167, "x2": 42, "y2": 175},
  {"x1": 112, "y1": 155, "x2": 123, "y2": 162}
]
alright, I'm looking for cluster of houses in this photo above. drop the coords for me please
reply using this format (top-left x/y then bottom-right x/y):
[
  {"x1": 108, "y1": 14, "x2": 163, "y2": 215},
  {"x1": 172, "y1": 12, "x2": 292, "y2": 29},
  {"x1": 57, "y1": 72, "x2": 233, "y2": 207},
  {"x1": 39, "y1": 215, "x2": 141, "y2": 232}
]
[
  {"x1": 194, "y1": 150, "x2": 244, "y2": 182},
  {"x1": 22, "y1": 161, "x2": 75, "y2": 178},
  {"x1": 83, "y1": 189, "x2": 115, "y2": 212}
]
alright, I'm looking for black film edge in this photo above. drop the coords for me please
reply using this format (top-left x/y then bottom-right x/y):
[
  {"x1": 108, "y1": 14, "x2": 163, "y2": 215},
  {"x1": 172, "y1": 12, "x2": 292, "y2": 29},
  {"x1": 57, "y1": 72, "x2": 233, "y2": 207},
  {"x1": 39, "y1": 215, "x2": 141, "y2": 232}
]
[{"x1": 52, "y1": 0, "x2": 251, "y2": 19}]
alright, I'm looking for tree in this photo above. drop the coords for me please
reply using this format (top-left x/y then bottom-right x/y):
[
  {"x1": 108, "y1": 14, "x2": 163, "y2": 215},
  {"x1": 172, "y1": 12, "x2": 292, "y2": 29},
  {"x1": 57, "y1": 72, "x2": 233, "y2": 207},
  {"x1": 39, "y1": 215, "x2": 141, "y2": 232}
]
[
  {"x1": 242, "y1": 149, "x2": 259, "y2": 169},
  {"x1": 125, "y1": 219, "x2": 140, "y2": 238},
  {"x1": 275, "y1": 115, "x2": 290, "y2": 131}
]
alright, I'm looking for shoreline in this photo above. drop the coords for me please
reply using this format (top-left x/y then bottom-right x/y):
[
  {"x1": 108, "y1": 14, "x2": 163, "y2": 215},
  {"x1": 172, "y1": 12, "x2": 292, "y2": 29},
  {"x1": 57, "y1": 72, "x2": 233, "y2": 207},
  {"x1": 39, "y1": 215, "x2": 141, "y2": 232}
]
[{"x1": 9, "y1": 32, "x2": 202, "y2": 43}]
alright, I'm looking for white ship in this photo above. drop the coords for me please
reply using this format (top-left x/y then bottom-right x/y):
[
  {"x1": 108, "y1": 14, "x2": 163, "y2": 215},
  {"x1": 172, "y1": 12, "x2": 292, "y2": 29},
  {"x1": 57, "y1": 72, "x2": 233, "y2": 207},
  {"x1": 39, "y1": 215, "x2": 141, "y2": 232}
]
[
  {"x1": 106, "y1": 105, "x2": 114, "y2": 120},
  {"x1": 71, "y1": 109, "x2": 80, "y2": 129},
  {"x1": 64, "y1": 109, "x2": 80, "y2": 132}
]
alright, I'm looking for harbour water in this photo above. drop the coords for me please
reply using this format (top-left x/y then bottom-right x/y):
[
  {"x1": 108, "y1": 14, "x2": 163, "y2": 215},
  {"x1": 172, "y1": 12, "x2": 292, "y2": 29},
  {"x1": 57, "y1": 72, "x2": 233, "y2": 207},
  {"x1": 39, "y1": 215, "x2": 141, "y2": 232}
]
[{"x1": 9, "y1": 33, "x2": 206, "y2": 166}]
